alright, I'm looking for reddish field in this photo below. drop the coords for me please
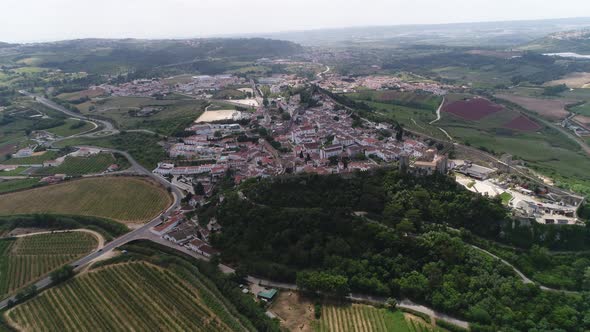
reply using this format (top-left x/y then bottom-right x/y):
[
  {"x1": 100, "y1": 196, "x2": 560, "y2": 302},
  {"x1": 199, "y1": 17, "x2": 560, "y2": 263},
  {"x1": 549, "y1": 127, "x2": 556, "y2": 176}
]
[
  {"x1": 504, "y1": 115, "x2": 541, "y2": 131},
  {"x1": 442, "y1": 98, "x2": 504, "y2": 120}
]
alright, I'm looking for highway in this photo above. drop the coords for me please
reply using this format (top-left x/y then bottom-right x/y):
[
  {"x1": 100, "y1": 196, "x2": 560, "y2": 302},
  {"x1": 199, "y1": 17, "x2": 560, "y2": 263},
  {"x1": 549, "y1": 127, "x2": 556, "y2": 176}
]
[
  {"x1": 18, "y1": 90, "x2": 118, "y2": 137},
  {"x1": 0, "y1": 143, "x2": 183, "y2": 310}
]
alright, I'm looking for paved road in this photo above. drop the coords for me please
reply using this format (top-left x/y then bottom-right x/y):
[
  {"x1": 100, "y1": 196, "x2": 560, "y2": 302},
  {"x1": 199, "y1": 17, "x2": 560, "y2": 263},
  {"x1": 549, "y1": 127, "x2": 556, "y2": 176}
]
[
  {"x1": 143, "y1": 233, "x2": 471, "y2": 329},
  {"x1": 19, "y1": 90, "x2": 118, "y2": 137},
  {"x1": 429, "y1": 97, "x2": 445, "y2": 125},
  {"x1": 0, "y1": 145, "x2": 182, "y2": 310}
]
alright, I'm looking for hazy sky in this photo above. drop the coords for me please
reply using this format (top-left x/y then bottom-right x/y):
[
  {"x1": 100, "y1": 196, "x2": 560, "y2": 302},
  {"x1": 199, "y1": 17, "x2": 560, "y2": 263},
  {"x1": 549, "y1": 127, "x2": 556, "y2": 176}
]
[{"x1": 2, "y1": 0, "x2": 590, "y2": 42}]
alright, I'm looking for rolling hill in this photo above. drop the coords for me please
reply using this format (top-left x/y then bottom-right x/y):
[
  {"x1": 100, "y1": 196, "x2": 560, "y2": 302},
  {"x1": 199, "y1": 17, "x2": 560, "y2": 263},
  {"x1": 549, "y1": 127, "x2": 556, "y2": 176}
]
[{"x1": 521, "y1": 29, "x2": 590, "y2": 53}]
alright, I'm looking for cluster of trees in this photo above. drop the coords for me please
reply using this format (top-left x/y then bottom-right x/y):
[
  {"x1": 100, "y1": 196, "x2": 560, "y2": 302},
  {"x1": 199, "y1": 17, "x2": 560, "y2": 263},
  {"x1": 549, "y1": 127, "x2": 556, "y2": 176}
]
[
  {"x1": 0, "y1": 214, "x2": 129, "y2": 241},
  {"x1": 50, "y1": 265, "x2": 76, "y2": 284},
  {"x1": 543, "y1": 84, "x2": 569, "y2": 96},
  {"x1": 6, "y1": 285, "x2": 38, "y2": 309},
  {"x1": 212, "y1": 171, "x2": 590, "y2": 331}
]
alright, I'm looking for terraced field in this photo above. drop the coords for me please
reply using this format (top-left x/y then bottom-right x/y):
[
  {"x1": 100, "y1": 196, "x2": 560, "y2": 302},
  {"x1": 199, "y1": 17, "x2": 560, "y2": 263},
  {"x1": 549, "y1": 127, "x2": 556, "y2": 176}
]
[
  {"x1": 6, "y1": 262, "x2": 244, "y2": 331},
  {"x1": 315, "y1": 304, "x2": 445, "y2": 332},
  {"x1": 0, "y1": 232, "x2": 98, "y2": 297},
  {"x1": 0, "y1": 177, "x2": 172, "y2": 223},
  {"x1": 35, "y1": 153, "x2": 116, "y2": 176}
]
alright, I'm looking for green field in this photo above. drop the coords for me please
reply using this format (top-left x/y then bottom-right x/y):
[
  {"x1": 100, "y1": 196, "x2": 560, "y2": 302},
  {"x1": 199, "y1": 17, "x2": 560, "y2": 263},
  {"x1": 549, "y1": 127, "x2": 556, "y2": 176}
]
[
  {"x1": 0, "y1": 177, "x2": 172, "y2": 223},
  {"x1": 314, "y1": 304, "x2": 445, "y2": 332},
  {"x1": 571, "y1": 102, "x2": 590, "y2": 116},
  {"x1": 0, "y1": 178, "x2": 41, "y2": 194},
  {"x1": 0, "y1": 232, "x2": 97, "y2": 297},
  {"x1": 0, "y1": 167, "x2": 28, "y2": 176},
  {"x1": 45, "y1": 119, "x2": 95, "y2": 137},
  {"x1": 2, "y1": 151, "x2": 59, "y2": 165},
  {"x1": 35, "y1": 153, "x2": 116, "y2": 176},
  {"x1": 54, "y1": 132, "x2": 165, "y2": 169},
  {"x1": 6, "y1": 261, "x2": 247, "y2": 331},
  {"x1": 73, "y1": 96, "x2": 207, "y2": 135},
  {"x1": 345, "y1": 91, "x2": 445, "y2": 139},
  {"x1": 348, "y1": 90, "x2": 442, "y2": 111}
]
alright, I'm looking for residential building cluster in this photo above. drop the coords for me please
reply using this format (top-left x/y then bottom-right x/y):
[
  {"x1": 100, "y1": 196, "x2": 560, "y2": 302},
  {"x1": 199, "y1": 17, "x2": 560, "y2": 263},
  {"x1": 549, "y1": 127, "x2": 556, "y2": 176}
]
[
  {"x1": 98, "y1": 75, "x2": 245, "y2": 97},
  {"x1": 151, "y1": 211, "x2": 221, "y2": 258},
  {"x1": 318, "y1": 75, "x2": 450, "y2": 95},
  {"x1": 275, "y1": 93, "x2": 435, "y2": 175}
]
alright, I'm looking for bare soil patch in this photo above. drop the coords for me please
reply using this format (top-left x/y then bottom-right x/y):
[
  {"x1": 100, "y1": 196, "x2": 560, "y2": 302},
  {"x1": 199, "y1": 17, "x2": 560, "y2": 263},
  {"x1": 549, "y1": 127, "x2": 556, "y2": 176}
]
[
  {"x1": 270, "y1": 291, "x2": 315, "y2": 332},
  {"x1": 545, "y1": 72, "x2": 590, "y2": 88},
  {"x1": 496, "y1": 94, "x2": 574, "y2": 121},
  {"x1": 574, "y1": 115, "x2": 590, "y2": 125}
]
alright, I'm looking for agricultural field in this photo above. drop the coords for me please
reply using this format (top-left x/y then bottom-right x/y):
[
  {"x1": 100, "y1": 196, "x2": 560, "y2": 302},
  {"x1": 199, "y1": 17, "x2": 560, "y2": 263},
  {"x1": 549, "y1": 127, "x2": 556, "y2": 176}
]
[
  {"x1": 317, "y1": 304, "x2": 445, "y2": 332},
  {"x1": 0, "y1": 232, "x2": 98, "y2": 297},
  {"x1": 213, "y1": 89, "x2": 248, "y2": 100},
  {"x1": 0, "y1": 166, "x2": 28, "y2": 176},
  {"x1": 2, "y1": 151, "x2": 59, "y2": 165},
  {"x1": 347, "y1": 90, "x2": 442, "y2": 111},
  {"x1": 0, "y1": 178, "x2": 41, "y2": 194},
  {"x1": 54, "y1": 132, "x2": 165, "y2": 170},
  {"x1": 503, "y1": 115, "x2": 542, "y2": 131},
  {"x1": 345, "y1": 91, "x2": 445, "y2": 139},
  {"x1": 571, "y1": 102, "x2": 590, "y2": 116},
  {"x1": 431, "y1": 66, "x2": 516, "y2": 88},
  {"x1": 495, "y1": 94, "x2": 575, "y2": 121},
  {"x1": 73, "y1": 96, "x2": 208, "y2": 135},
  {"x1": 434, "y1": 97, "x2": 590, "y2": 188},
  {"x1": 44, "y1": 119, "x2": 95, "y2": 137},
  {"x1": 56, "y1": 88, "x2": 107, "y2": 101},
  {"x1": 545, "y1": 72, "x2": 590, "y2": 88},
  {"x1": 34, "y1": 153, "x2": 117, "y2": 176},
  {"x1": 270, "y1": 292, "x2": 445, "y2": 332},
  {"x1": 0, "y1": 177, "x2": 172, "y2": 223},
  {"x1": 442, "y1": 98, "x2": 504, "y2": 121},
  {"x1": 6, "y1": 261, "x2": 246, "y2": 332}
]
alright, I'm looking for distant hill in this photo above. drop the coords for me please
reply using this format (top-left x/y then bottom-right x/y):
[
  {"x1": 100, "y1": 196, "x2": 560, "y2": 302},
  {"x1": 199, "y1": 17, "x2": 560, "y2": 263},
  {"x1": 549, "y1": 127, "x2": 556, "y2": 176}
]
[
  {"x1": 0, "y1": 41, "x2": 16, "y2": 48},
  {"x1": 248, "y1": 17, "x2": 590, "y2": 48},
  {"x1": 520, "y1": 29, "x2": 590, "y2": 53},
  {"x1": 10, "y1": 38, "x2": 303, "y2": 74}
]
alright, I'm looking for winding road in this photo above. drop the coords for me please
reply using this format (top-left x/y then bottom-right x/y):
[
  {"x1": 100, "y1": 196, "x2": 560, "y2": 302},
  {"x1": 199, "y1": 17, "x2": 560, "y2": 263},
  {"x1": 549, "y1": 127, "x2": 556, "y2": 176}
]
[
  {"x1": 18, "y1": 91, "x2": 119, "y2": 138},
  {"x1": 4, "y1": 85, "x2": 576, "y2": 329},
  {"x1": 2, "y1": 91, "x2": 179, "y2": 310}
]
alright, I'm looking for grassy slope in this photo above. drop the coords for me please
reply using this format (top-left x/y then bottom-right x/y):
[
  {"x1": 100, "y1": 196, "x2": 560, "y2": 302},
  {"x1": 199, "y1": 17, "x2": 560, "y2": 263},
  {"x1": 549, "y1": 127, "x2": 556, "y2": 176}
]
[{"x1": 0, "y1": 177, "x2": 171, "y2": 223}]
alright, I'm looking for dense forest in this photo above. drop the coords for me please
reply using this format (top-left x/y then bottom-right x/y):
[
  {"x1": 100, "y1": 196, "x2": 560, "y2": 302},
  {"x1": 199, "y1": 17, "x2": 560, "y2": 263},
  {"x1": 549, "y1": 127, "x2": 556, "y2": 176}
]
[{"x1": 210, "y1": 170, "x2": 590, "y2": 331}]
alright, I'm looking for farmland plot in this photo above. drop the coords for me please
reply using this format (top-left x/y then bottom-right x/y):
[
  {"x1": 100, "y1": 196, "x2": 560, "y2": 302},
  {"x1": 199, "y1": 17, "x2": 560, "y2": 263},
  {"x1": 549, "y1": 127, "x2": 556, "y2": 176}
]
[
  {"x1": 0, "y1": 177, "x2": 172, "y2": 223},
  {"x1": 34, "y1": 153, "x2": 116, "y2": 176},
  {"x1": 6, "y1": 262, "x2": 244, "y2": 332},
  {"x1": 0, "y1": 232, "x2": 97, "y2": 297},
  {"x1": 314, "y1": 304, "x2": 445, "y2": 332}
]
